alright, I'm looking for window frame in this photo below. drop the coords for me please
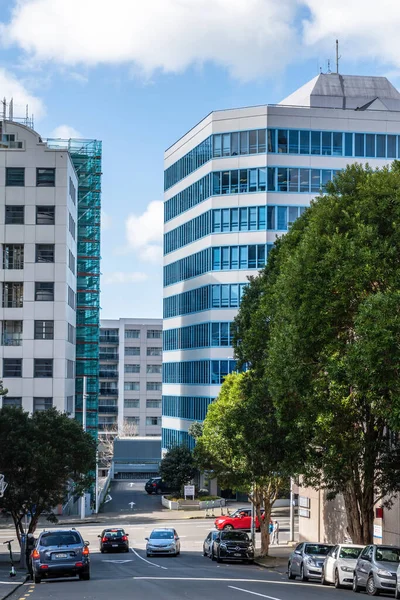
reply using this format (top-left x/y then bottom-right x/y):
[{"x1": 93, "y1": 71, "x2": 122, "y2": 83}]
[
  {"x1": 36, "y1": 205, "x2": 55, "y2": 225},
  {"x1": 36, "y1": 168, "x2": 56, "y2": 187},
  {"x1": 33, "y1": 358, "x2": 53, "y2": 378}
]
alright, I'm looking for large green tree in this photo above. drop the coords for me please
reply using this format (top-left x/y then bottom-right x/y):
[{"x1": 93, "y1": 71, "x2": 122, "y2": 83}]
[
  {"x1": 160, "y1": 445, "x2": 196, "y2": 493},
  {"x1": 195, "y1": 371, "x2": 294, "y2": 555},
  {"x1": 0, "y1": 406, "x2": 96, "y2": 543},
  {"x1": 233, "y1": 163, "x2": 400, "y2": 544}
]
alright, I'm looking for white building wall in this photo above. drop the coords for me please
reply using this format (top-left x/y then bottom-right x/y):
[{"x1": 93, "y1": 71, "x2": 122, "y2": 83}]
[
  {"x1": 99, "y1": 318, "x2": 162, "y2": 437},
  {"x1": 0, "y1": 121, "x2": 77, "y2": 414}
]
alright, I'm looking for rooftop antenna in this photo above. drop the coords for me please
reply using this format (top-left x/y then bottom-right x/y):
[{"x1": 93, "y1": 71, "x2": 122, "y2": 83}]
[
  {"x1": 2, "y1": 98, "x2": 6, "y2": 121},
  {"x1": 25, "y1": 104, "x2": 28, "y2": 126},
  {"x1": 336, "y1": 39, "x2": 341, "y2": 74},
  {"x1": 327, "y1": 59, "x2": 332, "y2": 74},
  {"x1": 9, "y1": 98, "x2": 13, "y2": 122}
]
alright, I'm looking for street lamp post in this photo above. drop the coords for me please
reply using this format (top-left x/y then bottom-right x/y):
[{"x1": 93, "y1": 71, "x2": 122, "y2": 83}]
[{"x1": 289, "y1": 477, "x2": 295, "y2": 542}]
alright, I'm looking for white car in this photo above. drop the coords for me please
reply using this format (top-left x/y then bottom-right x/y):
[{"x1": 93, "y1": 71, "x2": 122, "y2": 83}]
[{"x1": 321, "y1": 543, "x2": 364, "y2": 588}]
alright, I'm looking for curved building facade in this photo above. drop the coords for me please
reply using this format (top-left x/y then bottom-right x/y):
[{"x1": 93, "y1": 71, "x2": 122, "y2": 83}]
[{"x1": 162, "y1": 73, "x2": 400, "y2": 451}]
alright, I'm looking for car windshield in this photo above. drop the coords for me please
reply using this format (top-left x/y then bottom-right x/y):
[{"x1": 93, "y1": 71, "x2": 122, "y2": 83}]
[
  {"x1": 104, "y1": 530, "x2": 124, "y2": 537},
  {"x1": 339, "y1": 547, "x2": 363, "y2": 559},
  {"x1": 304, "y1": 544, "x2": 331, "y2": 556},
  {"x1": 40, "y1": 532, "x2": 81, "y2": 547},
  {"x1": 376, "y1": 547, "x2": 400, "y2": 562},
  {"x1": 221, "y1": 532, "x2": 249, "y2": 541},
  {"x1": 150, "y1": 530, "x2": 174, "y2": 539}
]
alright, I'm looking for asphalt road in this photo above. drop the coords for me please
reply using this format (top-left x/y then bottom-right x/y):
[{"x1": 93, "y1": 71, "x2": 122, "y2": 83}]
[{"x1": 2, "y1": 481, "x2": 379, "y2": 600}]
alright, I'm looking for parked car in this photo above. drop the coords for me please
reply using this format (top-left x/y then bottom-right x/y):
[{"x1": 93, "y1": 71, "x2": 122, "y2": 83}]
[
  {"x1": 203, "y1": 530, "x2": 219, "y2": 558},
  {"x1": 395, "y1": 563, "x2": 400, "y2": 599},
  {"x1": 353, "y1": 544, "x2": 400, "y2": 595},
  {"x1": 145, "y1": 528, "x2": 180, "y2": 557},
  {"x1": 212, "y1": 530, "x2": 254, "y2": 564},
  {"x1": 145, "y1": 477, "x2": 172, "y2": 495},
  {"x1": 98, "y1": 528, "x2": 129, "y2": 553},
  {"x1": 288, "y1": 542, "x2": 333, "y2": 581},
  {"x1": 214, "y1": 507, "x2": 264, "y2": 531},
  {"x1": 321, "y1": 544, "x2": 364, "y2": 588},
  {"x1": 31, "y1": 529, "x2": 90, "y2": 584}
]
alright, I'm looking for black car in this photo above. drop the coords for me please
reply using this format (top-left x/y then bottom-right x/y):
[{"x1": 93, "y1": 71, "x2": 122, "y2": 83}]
[
  {"x1": 203, "y1": 530, "x2": 219, "y2": 558},
  {"x1": 145, "y1": 477, "x2": 172, "y2": 495},
  {"x1": 212, "y1": 530, "x2": 254, "y2": 564},
  {"x1": 98, "y1": 529, "x2": 129, "y2": 553},
  {"x1": 31, "y1": 529, "x2": 90, "y2": 583}
]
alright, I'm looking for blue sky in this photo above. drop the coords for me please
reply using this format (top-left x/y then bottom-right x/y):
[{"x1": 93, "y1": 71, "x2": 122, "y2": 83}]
[{"x1": 0, "y1": 0, "x2": 398, "y2": 318}]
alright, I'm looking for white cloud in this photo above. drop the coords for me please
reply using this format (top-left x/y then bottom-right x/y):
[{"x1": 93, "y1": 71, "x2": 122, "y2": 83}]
[
  {"x1": 302, "y1": 1, "x2": 400, "y2": 68},
  {"x1": 101, "y1": 210, "x2": 112, "y2": 232},
  {"x1": 0, "y1": 0, "x2": 299, "y2": 81},
  {"x1": 125, "y1": 201, "x2": 163, "y2": 264},
  {"x1": 49, "y1": 124, "x2": 82, "y2": 139},
  {"x1": 102, "y1": 271, "x2": 148, "y2": 285},
  {"x1": 0, "y1": 67, "x2": 45, "y2": 119}
]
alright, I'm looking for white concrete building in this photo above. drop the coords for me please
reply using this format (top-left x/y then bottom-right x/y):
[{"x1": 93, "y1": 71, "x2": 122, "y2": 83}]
[
  {"x1": 99, "y1": 318, "x2": 162, "y2": 437},
  {"x1": 0, "y1": 120, "x2": 77, "y2": 414},
  {"x1": 162, "y1": 73, "x2": 400, "y2": 457}
]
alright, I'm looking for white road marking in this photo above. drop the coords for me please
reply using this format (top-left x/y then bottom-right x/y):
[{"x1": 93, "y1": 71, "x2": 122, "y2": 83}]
[
  {"x1": 0, "y1": 581, "x2": 17, "y2": 585},
  {"x1": 229, "y1": 585, "x2": 281, "y2": 600},
  {"x1": 130, "y1": 548, "x2": 168, "y2": 570},
  {"x1": 102, "y1": 559, "x2": 133, "y2": 564},
  {"x1": 132, "y1": 577, "x2": 325, "y2": 588}
]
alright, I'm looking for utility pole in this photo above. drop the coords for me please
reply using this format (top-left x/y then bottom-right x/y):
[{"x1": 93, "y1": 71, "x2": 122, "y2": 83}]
[
  {"x1": 95, "y1": 450, "x2": 99, "y2": 514},
  {"x1": 80, "y1": 377, "x2": 87, "y2": 520},
  {"x1": 336, "y1": 39, "x2": 341, "y2": 74},
  {"x1": 251, "y1": 486, "x2": 256, "y2": 548}
]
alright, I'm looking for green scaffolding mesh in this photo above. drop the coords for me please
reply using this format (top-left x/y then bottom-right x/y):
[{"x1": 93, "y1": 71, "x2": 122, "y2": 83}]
[{"x1": 47, "y1": 138, "x2": 102, "y2": 439}]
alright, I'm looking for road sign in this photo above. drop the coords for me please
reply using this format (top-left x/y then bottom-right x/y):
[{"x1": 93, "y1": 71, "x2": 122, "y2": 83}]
[{"x1": 184, "y1": 485, "x2": 195, "y2": 499}]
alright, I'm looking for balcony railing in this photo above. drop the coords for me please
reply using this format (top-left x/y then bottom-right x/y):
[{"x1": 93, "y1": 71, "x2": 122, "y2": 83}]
[
  {"x1": 2, "y1": 334, "x2": 22, "y2": 346},
  {"x1": 99, "y1": 354, "x2": 119, "y2": 361},
  {"x1": 99, "y1": 336, "x2": 119, "y2": 344},
  {"x1": 99, "y1": 372, "x2": 118, "y2": 379},
  {"x1": 99, "y1": 389, "x2": 118, "y2": 397},
  {"x1": 99, "y1": 405, "x2": 118, "y2": 414}
]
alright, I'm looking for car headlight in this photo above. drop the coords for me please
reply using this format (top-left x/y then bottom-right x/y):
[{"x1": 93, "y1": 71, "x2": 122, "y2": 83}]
[
  {"x1": 377, "y1": 569, "x2": 393, "y2": 578},
  {"x1": 220, "y1": 544, "x2": 227, "y2": 549},
  {"x1": 340, "y1": 566, "x2": 353, "y2": 572},
  {"x1": 306, "y1": 558, "x2": 316, "y2": 566}
]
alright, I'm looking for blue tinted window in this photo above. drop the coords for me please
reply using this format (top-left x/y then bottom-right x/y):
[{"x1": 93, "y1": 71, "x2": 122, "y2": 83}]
[
  {"x1": 268, "y1": 129, "x2": 276, "y2": 153},
  {"x1": 377, "y1": 134, "x2": 386, "y2": 158},
  {"x1": 278, "y1": 130, "x2": 288, "y2": 153},
  {"x1": 366, "y1": 134, "x2": 375, "y2": 157},
  {"x1": 355, "y1": 134, "x2": 364, "y2": 157},
  {"x1": 277, "y1": 207, "x2": 287, "y2": 230},
  {"x1": 300, "y1": 130, "x2": 310, "y2": 154},
  {"x1": 311, "y1": 131, "x2": 321, "y2": 155},
  {"x1": 388, "y1": 135, "x2": 396, "y2": 158},
  {"x1": 344, "y1": 132, "x2": 353, "y2": 157},
  {"x1": 267, "y1": 206, "x2": 275, "y2": 230},
  {"x1": 289, "y1": 130, "x2": 299, "y2": 154},
  {"x1": 332, "y1": 132, "x2": 343, "y2": 156}
]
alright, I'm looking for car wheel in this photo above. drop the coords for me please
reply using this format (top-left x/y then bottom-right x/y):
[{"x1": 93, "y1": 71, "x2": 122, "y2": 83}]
[
  {"x1": 125, "y1": 547, "x2": 130, "y2": 553},
  {"x1": 203, "y1": 547, "x2": 207, "y2": 557},
  {"x1": 147, "y1": 492, "x2": 153, "y2": 495},
  {"x1": 334, "y1": 569, "x2": 342, "y2": 589},
  {"x1": 300, "y1": 563, "x2": 308, "y2": 582},
  {"x1": 211, "y1": 550, "x2": 216, "y2": 561},
  {"x1": 288, "y1": 562, "x2": 296, "y2": 580},
  {"x1": 100, "y1": 548, "x2": 104, "y2": 553},
  {"x1": 353, "y1": 573, "x2": 361, "y2": 593},
  {"x1": 321, "y1": 568, "x2": 329, "y2": 585},
  {"x1": 223, "y1": 524, "x2": 234, "y2": 531},
  {"x1": 33, "y1": 574, "x2": 41, "y2": 584},
  {"x1": 395, "y1": 585, "x2": 400, "y2": 599},
  {"x1": 79, "y1": 572, "x2": 90, "y2": 581},
  {"x1": 217, "y1": 553, "x2": 222, "y2": 563},
  {"x1": 247, "y1": 560, "x2": 254, "y2": 565},
  {"x1": 156, "y1": 488, "x2": 163, "y2": 495},
  {"x1": 366, "y1": 575, "x2": 380, "y2": 596}
]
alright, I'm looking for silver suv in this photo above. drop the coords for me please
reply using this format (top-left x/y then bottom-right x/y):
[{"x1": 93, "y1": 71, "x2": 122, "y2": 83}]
[
  {"x1": 31, "y1": 529, "x2": 90, "y2": 584},
  {"x1": 353, "y1": 544, "x2": 400, "y2": 595}
]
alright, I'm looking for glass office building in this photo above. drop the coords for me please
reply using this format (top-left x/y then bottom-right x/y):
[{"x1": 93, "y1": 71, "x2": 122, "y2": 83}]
[{"x1": 162, "y1": 73, "x2": 400, "y2": 451}]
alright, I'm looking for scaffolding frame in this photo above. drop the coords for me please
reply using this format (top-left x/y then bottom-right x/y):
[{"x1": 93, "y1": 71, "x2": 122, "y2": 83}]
[{"x1": 47, "y1": 138, "x2": 102, "y2": 438}]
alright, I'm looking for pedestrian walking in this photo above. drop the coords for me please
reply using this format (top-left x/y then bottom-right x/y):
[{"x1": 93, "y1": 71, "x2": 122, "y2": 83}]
[
  {"x1": 269, "y1": 518, "x2": 273, "y2": 543},
  {"x1": 271, "y1": 520, "x2": 280, "y2": 545}
]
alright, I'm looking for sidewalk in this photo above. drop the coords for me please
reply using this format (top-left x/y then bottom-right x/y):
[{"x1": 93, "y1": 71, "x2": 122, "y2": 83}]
[
  {"x1": 0, "y1": 555, "x2": 28, "y2": 600},
  {"x1": 0, "y1": 505, "x2": 289, "y2": 529},
  {"x1": 254, "y1": 544, "x2": 293, "y2": 574}
]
